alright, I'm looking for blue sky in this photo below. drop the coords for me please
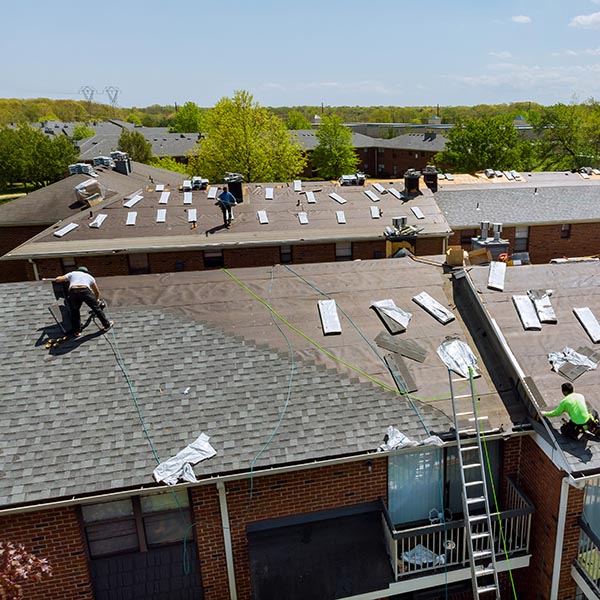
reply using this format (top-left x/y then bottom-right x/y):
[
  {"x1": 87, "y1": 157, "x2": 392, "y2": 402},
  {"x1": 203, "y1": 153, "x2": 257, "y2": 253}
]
[{"x1": 2, "y1": 0, "x2": 600, "y2": 108}]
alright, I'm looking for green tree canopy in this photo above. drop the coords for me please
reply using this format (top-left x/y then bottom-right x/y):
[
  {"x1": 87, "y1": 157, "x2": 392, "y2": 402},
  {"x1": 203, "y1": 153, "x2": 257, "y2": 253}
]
[
  {"x1": 72, "y1": 122, "x2": 95, "y2": 141},
  {"x1": 0, "y1": 124, "x2": 78, "y2": 189},
  {"x1": 188, "y1": 91, "x2": 306, "y2": 182},
  {"x1": 149, "y1": 155, "x2": 189, "y2": 174},
  {"x1": 531, "y1": 101, "x2": 600, "y2": 170},
  {"x1": 311, "y1": 114, "x2": 359, "y2": 179},
  {"x1": 435, "y1": 115, "x2": 532, "y2": 172},
  {"x1": 117, "y1": 129, "x2": 153, "y2": 163},
  {"x1": 285, "y1": 110, "x2": 312, "y2": 130},
  {"x1": 170, "y1": 102, "x2": 204, "y2": 133}
]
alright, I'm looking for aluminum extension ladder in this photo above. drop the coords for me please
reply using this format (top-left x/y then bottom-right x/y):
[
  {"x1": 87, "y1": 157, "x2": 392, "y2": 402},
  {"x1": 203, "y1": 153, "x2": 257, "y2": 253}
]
[{"x1": 449, "y1": 368, "x2": 501, "y2": 599}]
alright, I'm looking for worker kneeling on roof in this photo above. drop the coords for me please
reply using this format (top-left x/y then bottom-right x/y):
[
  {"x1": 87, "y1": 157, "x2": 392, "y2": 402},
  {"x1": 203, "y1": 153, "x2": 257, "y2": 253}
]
[
  {"x1": 543, "y1": 382, "x2": 595, "y2": 440},
  {"x1": 54, "y1": 266, "x2": 113, "y2": 338}
]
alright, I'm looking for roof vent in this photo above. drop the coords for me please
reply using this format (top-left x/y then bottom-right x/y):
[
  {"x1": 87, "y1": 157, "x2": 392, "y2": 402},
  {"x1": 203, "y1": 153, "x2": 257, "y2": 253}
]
[{"x1": 339, "y1": 172, "x2": 366, "y2": 186}]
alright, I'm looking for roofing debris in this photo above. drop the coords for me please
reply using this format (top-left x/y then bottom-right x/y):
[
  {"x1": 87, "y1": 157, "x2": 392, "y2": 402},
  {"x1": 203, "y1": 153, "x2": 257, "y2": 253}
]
[
  {"x1": 412, "y1": 291, "x2": 455, "y2": 324},
  {"x1": 152, "y1": 433, "x2": 217, "y2": 485},
  {"x1": 317, "y1": 299, "x2": 342, "y2": 335},
  {"x1": 548, "y1": 347, "x2": 597, "y2": 381},
  {"x1": 370, "y1": 299, "x2": 412, "y2": 334},
  {"x1": 573, "y1": 307, "x2": 600, "y2": 343},
  {"x1": 512, "y1": 295, "x2": 542, "y2": 330},
  {"x1": 487, "y1": 261, "x2": 506, "y2": 292},
  {"x1": 528, "y1": 289, "x2": 557, "y2": 324}
]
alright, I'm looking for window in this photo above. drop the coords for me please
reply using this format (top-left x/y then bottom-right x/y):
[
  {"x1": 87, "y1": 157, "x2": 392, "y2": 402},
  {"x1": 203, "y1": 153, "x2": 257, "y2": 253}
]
[
  {"x1": 128, "y1": 253, "x2": 150, "y2": 275},
  {"x1": 175, "y1": 261, "x2": 185, "y2": 271},
  {"x1": 561, "y1": 224, "x2": 571, "y2": 239},
  {"x1": 335, "y1": 242, "x2": 352, "y2": 261},
  {"x1": 378, "y1": 164, "x2": 385, "y2": 172},
  {"x1": 204, "y1": 249, "x2": 224, "y2": 269},
  {"x1": 81, "y1": 490, "x2": 192, "y2": 558},
  {"x1": 513, "y1": 226, "x2": 530, "y2": 252},
  {"x1": 378, "y1": 148, "x2": 385, "y2": 155},
  {"x1": 280, "y1": 245, "x2": 292, "y2": 264},
  {"x1": 61, "y1": 257, "x2": 76, "y2": 271}
]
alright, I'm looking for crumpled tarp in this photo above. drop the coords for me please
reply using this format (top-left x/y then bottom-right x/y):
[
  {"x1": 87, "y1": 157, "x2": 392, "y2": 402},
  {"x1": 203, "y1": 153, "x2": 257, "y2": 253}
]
[
  {"x1": 436, "y1": 338, "x2": 481, "y2": 379},
  {"x1": 370, "y1": 299, "x2": 412, "y2": 329},
  {"x1": 402, "y1": 543, "x2": 446, "y2": 566},
  {"x1": 153, "y1": 433, "x2": 217, "y2": 485},
  {"x1": 377, "y1": 426, "x2": 444, "y2": 452},
  {"x1": 548, "y1": 347, "x2": 597, "y2": 373}
]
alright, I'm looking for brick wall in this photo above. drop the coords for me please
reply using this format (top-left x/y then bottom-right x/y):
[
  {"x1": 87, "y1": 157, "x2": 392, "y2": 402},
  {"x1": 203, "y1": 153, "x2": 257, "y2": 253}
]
[
  {"x1": 292, "y1": 243, "x2": 336, "y2": 264},
  {"x1": 415, "y1": 236, "x2": 445, "y2": 256},
  {"x1": 0, "y1": 506, "x2": 93, "y2": 600},
  {"x1": 506, "y1": 435, "x2": 584, "y2": 600},
  {"x1": 224, "y1": 247, "x2": 281, "y2": 269},
  {"x1": 353, "y1": 240, "x2": 386, "y2": 260},
  {"x1": 449, "y1": 223, "x2": 600, "y2": 264},
  {"x1": 149, "y1": 250, "x2": 203, "y2": 273},
  {"x1": 0, "y1": 225, "x2": 47, "y2": 283},
  {"x1": 191, "y1": 457, "x2": 388, "y2": 600}
]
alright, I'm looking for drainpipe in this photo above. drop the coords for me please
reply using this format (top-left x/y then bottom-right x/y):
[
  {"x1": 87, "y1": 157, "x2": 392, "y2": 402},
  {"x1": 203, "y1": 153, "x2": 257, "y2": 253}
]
[
  {"x1": 550, "y1": 477, "x2": 571, "y2": 599},
  {"x1": 28, "y1": 258, "x2": 40, "y2": 281},
  {"x1": 217, "y1": 481, "x2": 238, "y2": 600}
]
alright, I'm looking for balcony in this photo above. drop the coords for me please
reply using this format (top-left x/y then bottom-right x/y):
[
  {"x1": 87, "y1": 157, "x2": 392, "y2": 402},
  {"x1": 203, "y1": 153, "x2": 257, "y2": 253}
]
[
  {"x1": 573, "y1": 519, "x2": 600, "y2": 599},
  {"x1": 380, "y1": 477, "x2": 534, "y2": 595}
]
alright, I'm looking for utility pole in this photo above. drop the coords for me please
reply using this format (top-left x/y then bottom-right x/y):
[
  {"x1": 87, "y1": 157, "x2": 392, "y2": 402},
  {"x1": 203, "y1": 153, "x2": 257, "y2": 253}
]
[
  {"x1": 80, "y1": 86, "x2": 96, "y2": 119},
  {"x1": 104, "y1": 86, "x2": 120, "y2": 117}
]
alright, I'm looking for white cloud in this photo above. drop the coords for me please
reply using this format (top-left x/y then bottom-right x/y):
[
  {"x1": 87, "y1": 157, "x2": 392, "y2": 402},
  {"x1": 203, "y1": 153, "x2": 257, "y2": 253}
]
[
  {"x1": 564, "y1": 47, "x2": 600, "y2": 56},
  {"x1": 511, "y1": 15, "x2": 532, "y2": 24},
  {"x1": 489, "y1": 51, "x2": 513, "y2": 59},
  {"x1": 592, "y1": 0, "x2": 600, "y2": 5},
  {"x1": 570, "y1": 12, "x2": 600, "y2": 28}
]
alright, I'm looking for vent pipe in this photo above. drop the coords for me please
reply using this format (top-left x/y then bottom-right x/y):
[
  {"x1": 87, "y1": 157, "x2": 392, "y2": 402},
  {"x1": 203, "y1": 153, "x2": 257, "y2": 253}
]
[
  {"x1": 492, "y1": 223, "x2": 503, "y2": 242},
  {"x1": 393, "y1": 216, "x2": 408, "y2": 230},
  {"x1": 480, "y1": 221, "x2": 490, "y2": 240}
]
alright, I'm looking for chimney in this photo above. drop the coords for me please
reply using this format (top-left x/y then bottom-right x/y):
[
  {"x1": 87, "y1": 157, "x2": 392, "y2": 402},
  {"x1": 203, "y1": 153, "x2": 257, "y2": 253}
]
[{"x1": 404, "y1": 169, "x2": 421, "y2": 194}]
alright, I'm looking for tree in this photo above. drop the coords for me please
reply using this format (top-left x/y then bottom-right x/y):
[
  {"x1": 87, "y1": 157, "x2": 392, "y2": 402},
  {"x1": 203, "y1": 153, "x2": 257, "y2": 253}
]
[
  {"x1": 532, "y1": 101, "x2": 600, "y2": 170},
  {"x1": 285, "y1": 110, "x2": 311, "y2": 130},
  {"x1": 0, "y1": 541, "x2": 52, "y2": 599},
  {"x1": 434, "y1": 115, "x2": 532, "y2": 173},
  {"x1": 0, "y1": 125, "x2": 78, "y2": 189},
  {"x1": 71, "y1": 122, "x2": 95, "y2": 141},
  {"x1": 170, "y1": 102, "x2": 204, "y2": 133},
  {"x1": 311, "y1": 114, "x2": 359, "y2": 179},
  {"x1": 117, "y1": 129, "x2": 153, "y2": 163},
  {"x1": 150, "y1": 155, "x2": 189, "y2": 174},
  {"x1": 187, "y1": 90, "x2": 306, "y2": 182}
]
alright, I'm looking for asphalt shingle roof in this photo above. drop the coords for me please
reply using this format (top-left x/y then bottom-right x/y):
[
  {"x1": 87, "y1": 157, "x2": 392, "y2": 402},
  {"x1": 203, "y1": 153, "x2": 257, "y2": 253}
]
[{"x1": 0, "y1": 258, "x2": 519, "y2": 508}]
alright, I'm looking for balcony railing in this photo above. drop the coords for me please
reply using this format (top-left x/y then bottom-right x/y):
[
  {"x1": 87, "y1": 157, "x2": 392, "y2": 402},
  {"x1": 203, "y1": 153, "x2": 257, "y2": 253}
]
[
  {"x1": 381, "y1": 477, "x2": 534, "y2": 581},
  {"x1": 575, "y1": 518, "x2": 600, "y2": 598}
]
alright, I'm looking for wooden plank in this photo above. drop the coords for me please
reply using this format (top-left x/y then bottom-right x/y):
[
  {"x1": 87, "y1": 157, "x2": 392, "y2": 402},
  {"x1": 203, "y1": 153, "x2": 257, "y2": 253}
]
[
  {"x1": 375, "y1": 331, "x2": 428, "y2": 363},
  {"x1": 385, "y1": 353, "x2": 418, "y2": 393},
  {"x1": 317, "y1": 299, "x2": 342, "y2": 335}
]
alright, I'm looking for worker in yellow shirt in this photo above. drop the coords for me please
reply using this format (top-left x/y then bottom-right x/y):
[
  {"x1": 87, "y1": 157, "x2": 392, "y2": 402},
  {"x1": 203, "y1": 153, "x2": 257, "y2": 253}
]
[{"x1": 543, "y1": 382, "x2": 593, "y2": 440}]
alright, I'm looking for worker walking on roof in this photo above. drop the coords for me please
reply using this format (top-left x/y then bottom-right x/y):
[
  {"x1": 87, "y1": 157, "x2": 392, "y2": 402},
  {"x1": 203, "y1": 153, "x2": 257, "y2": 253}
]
[
  {"x1": 543, "y1": 382, "x2": 593, "y2": 439},
  {"x1": 217, "y1": 186, "x2": 237, "y2": 228},
  {"x1": 54, "y1": 267, "x2": 113, "y2": 337}
]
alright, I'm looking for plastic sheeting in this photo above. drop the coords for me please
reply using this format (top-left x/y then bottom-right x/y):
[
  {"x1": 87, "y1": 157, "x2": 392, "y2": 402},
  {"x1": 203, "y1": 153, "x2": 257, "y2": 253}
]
[
  {"x1": 548, "y1": 347, "x2": 597, "y2": 373},
  {"x1": 402, "y1": 544, "x2": 446, "y2": 566},
  {"x1": 437, "y1": 338, "x2": 481, "y2": 379},
  {"x1": 153, "y1": 433, "x2": 217, "y2": 485},
  {"x1": 370, "y1": 299, "x2": 412, "y2": 329},
  {"x1": 377, "y1": 426, "x2": 444, "y2": 452}
]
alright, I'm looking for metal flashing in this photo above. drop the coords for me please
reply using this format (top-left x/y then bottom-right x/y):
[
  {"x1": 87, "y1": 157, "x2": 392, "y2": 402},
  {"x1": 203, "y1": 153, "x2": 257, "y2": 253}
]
[
  {"x1": 528, "y1": 289, "x2": 557, "y2": 324},
  {"x1": 89, "y1": 214, "x2": 107, "y2": 229},
  {"x1": 188, "y1": 209, "x2": 197, "y2": 223},
  {"x1": 257, "y1": 210, "x2": 269, "y2": 224},
  {"x1": 388, "y1": 188, "x2": 402, "y2": 200},
  {"x1": 159, "y1": 192, "x2": 170, "y2": 205},
  {"x1": 156, "y1": 209, "x2": 167, "y2": 223},
  {"x1": 183, "y1": 192, "x2": 192, "y2": 205},
  {"x1": 155, "y1": 184, "x2": 165, "y2": 192},
  {"x1": 487, "y1": 262, "x2": 506, "y2": 291},
  {"x1": 336, "y1": 211, "x2": 346, "y2": 224},
  {"x1": 317, "y1": 299, "x2": 342, "y2": 335},
  {"x1": 370, "y1": 206, "x2": 381, "y2": 219},
  {"x1": 266, "y1": 188, "x2": 274, "y2": 200},
  {"x1": 298, "y1": 212, "x2": 309, "y2": 225},
  {"x1": 365, "y1": 190, "x2": 380, "y2": 202},
  {"x1": 411, "y1": 207, "x2": 425, "y2": 220},
  {"x1": 207, "y1": 187, "x2": 218, "y2": 200},
  {"x1": 512, "y1": 295, "x2": 541, "y2": 330},
  {"x1": 53, "y1": 223, "x2": 79, "y2": 237},
  {"x1": 126, "y1": 212, "x2": 137, "y2": 226},
  {"x1": 329, "y1": 193, "x2": 347, "y2": 205},
  {"x1": 412, "y1": 292, "x2": 455, "y2": 324},
  {"x1": 293, "y1": 180, "x2": 302, "y2": 192},
  {"x1": 573, "y1": 307, "x2": 600, "y2": 343},
  {"x1": 373, "y1": 183, "x2": 386, "y2": 194},
  {"x1": 306, "y1": 191, "x2": 316, "y2": 204},
  {"x1": 123, "y1": 194, "x2": 143, "y2": 208}
]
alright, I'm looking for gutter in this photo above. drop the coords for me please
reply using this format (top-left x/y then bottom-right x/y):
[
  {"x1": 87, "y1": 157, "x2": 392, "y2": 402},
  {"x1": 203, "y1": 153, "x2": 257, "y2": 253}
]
[
  {"x1": 217, "y1": 481, "x2": 238, "y2": 600},
  {"x1": 28, "y1": 258, "x2": 40, "y2": 281}
]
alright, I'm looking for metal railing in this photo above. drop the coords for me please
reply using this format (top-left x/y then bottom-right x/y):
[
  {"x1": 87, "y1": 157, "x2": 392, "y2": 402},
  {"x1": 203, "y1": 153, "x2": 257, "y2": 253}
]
[
  {"x1": 575, "y1": 518, "x2": 600, "y2": 597},
  {"x1": 381, "y1": 477, "x2": 534, "y2": 580}
]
